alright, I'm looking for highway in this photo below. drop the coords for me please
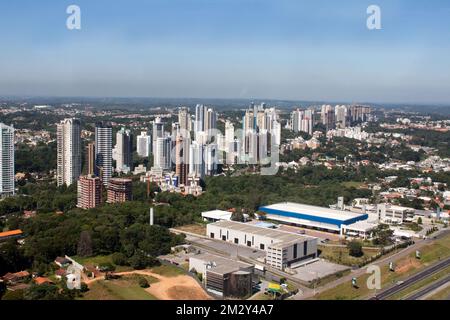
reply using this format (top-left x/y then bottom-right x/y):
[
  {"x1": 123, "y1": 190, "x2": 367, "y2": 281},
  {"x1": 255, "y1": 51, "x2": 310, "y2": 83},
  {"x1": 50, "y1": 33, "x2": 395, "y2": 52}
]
[
  {"x1": 406, "y1": 274, "x2": 450, "y2": 300},
  {"x1": 370, "y1": 256, "x2": 450, "y2": 300}
]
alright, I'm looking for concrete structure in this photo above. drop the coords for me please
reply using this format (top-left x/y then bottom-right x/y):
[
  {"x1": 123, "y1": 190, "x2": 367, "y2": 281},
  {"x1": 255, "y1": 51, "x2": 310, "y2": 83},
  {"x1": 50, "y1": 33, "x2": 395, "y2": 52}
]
[
  {"x1": 259, "y1": 202, "x2": 368, "y2": 235},
  {"x1": 107, "y1": 178, "x2": 132, "y2": 203},
  {"x1": 77, "y1": 175, "x2": 102, "y2": 209},
  {"x1": 95, "y1": 122, "x2": 112, "y2": 185},
  {"x1": 206, "y1": 221, "x2": 317, "y2": 270},
  {"x1": 0, "y1": 123, "x2": 15, "y2": 198},
  {"x1": 56, "y1": 118, "x2": 81, "y2": 187},
  {"x1": 189, "y1": 253, "x2": 254, "y2": 298},
  {"x1": 178, "y1": 107, "x2": 191, "y2": 132},
  {"x1": 152, "y1": 117, "x2": 164, "y2": 155}
]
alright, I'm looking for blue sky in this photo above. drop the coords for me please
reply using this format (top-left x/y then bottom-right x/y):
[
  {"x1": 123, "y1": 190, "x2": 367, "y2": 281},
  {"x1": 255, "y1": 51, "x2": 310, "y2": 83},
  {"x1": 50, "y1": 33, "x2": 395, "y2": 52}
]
[{"x1": 1, "y1": 0, "x2": 450, "y2": 104}]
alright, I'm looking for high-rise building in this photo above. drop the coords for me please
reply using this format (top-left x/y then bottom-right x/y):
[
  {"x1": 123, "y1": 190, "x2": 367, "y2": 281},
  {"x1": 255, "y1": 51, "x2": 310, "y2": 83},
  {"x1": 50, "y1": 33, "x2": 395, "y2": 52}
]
[
  {"x1": 86, "y1": 142, "x2": 95, "y2": 176},
  {"x1": 136, "y1": 131, "x2": 151, "y2": 158},
  {"x1": 335, "y1": 105, "x2": 348, "y2": 129},
  {"x1": 291, "y1": 109, "x2": 314, "y2": 135},
  {"x1": 194, "y1": 104, "x2": 216, "y2": 139},
  {"x1": 152, "y1": 117, "x2": 164, "y2": 155},
  {"x1": 178, "y1": 107, "x2": 191, "y2": 132},
  {"x1": 321, "y1": 105, "x2": 336, "y2": 131},
  {"x1": 189, "y1": 141, "x2": 205, "y2": 179},
  {"x1": 0, "y1": 123, "x2": 15, "y2": 198},
  {"x1": 95, "y1": 122, "x2": 112, "y2": 185},
  {"x1": 77, "y1": 175, "x2": 102, "y2": 209},
  {"x1": 56, "y1": 118, "x2": 81, "y2": 187},
  {"x1": 107, "y1": 178, "x2": 132, "y2": 203},
  {"x1": 175, "y1": 135, "x2": 189, "y2": 185},
  {"x1": 115, "y1": 127, "x2": 133, "y2": 173},
  {"x1": 154, "y1": 136, "x2": 172, "y2": 170}
]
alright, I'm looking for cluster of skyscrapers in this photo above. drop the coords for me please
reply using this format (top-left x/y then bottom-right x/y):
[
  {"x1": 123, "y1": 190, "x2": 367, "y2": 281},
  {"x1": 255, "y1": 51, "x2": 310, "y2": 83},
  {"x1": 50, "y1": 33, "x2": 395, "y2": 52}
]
[
  {"x1": 149, "y1": 103, "x2": 281, "y2": 188},
  {"x1": 55, "y1": 119, "x2": 133, "y2": 209},
  {"x1": 291, "y1": 105, "x2": 372, "y2": 135}
]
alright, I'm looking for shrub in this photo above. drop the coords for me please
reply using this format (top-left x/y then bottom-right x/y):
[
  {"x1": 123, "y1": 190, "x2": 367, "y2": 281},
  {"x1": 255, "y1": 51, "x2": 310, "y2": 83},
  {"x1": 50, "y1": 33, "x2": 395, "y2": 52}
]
[
  {"x1": 112, "y1": 252, "x2": 129, "y2": 266},
  {"x1": 138, "y1": 277, "x2": 150, "y2": 288}
]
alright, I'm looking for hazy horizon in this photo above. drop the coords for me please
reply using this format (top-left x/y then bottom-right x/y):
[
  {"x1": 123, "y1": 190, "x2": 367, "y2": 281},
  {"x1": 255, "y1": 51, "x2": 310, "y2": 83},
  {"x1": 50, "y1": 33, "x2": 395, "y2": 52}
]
[{"x1": 1, "y1": 0, "x2": 450, "y2": 104}]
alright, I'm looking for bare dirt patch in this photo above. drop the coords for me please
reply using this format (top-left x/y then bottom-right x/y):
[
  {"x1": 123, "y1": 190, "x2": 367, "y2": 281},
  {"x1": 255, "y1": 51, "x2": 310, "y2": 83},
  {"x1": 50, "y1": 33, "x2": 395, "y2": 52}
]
[{"x1": 146, "y1": 275, "x2": 212, "y2": 300}]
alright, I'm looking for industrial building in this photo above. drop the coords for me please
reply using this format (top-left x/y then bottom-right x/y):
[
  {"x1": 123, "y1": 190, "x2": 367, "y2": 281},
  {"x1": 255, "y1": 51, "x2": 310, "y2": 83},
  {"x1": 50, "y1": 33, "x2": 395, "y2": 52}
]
[
  {"x1": 189, "y1": 253, "x2": 254, "y2": 298},
  {"x1": 259, "y1": 202, "x2": 369, "y2": 235},
  {"x1": 206, "y1": 221, "x2": 317, "y2": 270},
  {"x1": 201, "y1": 210, "x2": 249, "y2": 222}
]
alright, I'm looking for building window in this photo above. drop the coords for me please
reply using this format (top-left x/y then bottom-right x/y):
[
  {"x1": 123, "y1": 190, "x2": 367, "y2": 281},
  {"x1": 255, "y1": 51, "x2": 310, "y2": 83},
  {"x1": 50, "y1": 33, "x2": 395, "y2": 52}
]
[
  {"x1": 234, "y1": 238, "x2": 239, "y2": 244},
  {"x1": 260, "y1": 244, "x2": 265, "y2": 250},
  {"x1": 210, "y1": 233, "x2": 214, "y2": 238}
]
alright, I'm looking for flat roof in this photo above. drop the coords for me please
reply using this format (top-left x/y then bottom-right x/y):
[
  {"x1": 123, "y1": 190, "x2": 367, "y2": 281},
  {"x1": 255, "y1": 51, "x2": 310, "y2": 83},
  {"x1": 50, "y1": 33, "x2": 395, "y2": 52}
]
[
  {"x1": 209, "y1": 220, "x2": 315, "y2": 246},
  {"x1": 190, "y1": 252, "x2": 253, "y2": 275},
  {"x1": 201, "y1": 210, "x2": 232, "y2": 219},
  {"x1": 344, "y1": 221, "x2": 378, "y2": 232},
  {"x1": 260, "y1": 202, "x2": 366, "y2": 221}
]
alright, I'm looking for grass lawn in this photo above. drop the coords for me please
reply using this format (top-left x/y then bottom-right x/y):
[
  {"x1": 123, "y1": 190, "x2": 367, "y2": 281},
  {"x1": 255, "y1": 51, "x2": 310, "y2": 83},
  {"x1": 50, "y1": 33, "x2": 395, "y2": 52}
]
[
  {"x1": 318, "y1": 245, "x2": 381, "y2": 266},
  {"x1": 387, "y1": 266, "x2": 450, "y2": 300},
  {"x1": 151, "y1": 264, "x2": 186, "y2": 277},
  {"x1": 72, "y1": 254, "x2": 133, "y2": 272},
  {"x1": 314, "y1": 233, "x2": 450, "y2": 300},
  {"x1": 341, "y1": 181, "x2": 364, "y2": 188},
  {"x1": 251, "y1": 292, "x2": 275, "y2": 300},
  {"x1": 426, "y1": 284, "x2": 450, "y2": 300},
  {"x1": 80, "y1": 275, "x2": 158, "y2": 300},
  {"x1": 173, "y1": 224, "x2": 207, "y2": 236}
]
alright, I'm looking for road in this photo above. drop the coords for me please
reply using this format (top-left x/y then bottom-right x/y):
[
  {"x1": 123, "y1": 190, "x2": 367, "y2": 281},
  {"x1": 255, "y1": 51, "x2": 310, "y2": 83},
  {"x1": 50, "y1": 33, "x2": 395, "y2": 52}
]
[
  {"x1": 369, "y1": 256, "x2": 450, "y2": 300},
  {"x1": 298, "y1": 228, "x2": 450, "y2": 300},
  {"x1": 406, "y1": 274, "x2": 450, "y2": 300}
]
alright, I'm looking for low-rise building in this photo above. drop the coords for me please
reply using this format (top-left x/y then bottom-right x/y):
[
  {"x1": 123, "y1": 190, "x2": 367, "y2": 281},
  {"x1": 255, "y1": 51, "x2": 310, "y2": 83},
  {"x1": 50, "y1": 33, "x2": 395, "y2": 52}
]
[
  {"x1": 206, "y1": 220, "x2": 317, "y2": 270},
  {"x1": 189, "y1": 253, "x2": 254, "y2": 298}
]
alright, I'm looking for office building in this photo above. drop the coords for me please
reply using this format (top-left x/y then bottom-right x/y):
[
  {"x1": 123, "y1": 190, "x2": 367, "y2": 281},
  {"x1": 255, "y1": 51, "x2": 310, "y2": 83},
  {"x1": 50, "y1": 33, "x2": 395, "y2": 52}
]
[
  {"x1": 56, "y1": 118, "x2": 81, "y2": 187},
  {"x1": 335, "y1": 105, "x2": 348, "y2": 129},
  {"x1": 107, "y1": 178, "x2": 132, "y2": 203},
  {"x1": 115, "y1": 127, "x2": 133, "y2": 173},
  {"x1": 77, "y1": 175, "x2": 102, "y2": 209},
  {"x1": 136, "y1": 131, "x2": 151, "y2": 158},
  {"x1": 95, "y1": 122, "x2": 112, "y2": 185},
  {"x1": 0, "y1": 123, "x2": 15, "y2": 198}
]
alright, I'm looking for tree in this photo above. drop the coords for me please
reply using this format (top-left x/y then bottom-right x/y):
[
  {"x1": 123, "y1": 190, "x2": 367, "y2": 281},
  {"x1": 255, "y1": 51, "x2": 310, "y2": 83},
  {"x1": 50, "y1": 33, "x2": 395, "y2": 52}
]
[
  {"x1": 128, "y1": 251, "x2": 157, "y2": 270},
  {"x1": 138, "y1": 277, "x2": 150, "y2": 288},
  {"x1": 417, "y1": 217, "x2": 423, "y2": 225},
  {"x1": 347, "y1": 240, "x2": 363, "y2": 257},
  {"x1": 111, "y1": 252, "x2": 128, "y2": 266},
  {"x1": 372, "y1": 224, "x2": 394, "y2": 246},
  {"x1": 77, "y1": 231, "x2": 93, "y2": 257}
]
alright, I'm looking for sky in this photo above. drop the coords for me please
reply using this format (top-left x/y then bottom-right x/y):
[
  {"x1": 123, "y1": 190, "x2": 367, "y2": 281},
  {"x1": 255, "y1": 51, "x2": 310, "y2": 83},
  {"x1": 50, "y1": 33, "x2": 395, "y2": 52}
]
[{"x1": 1, "y1": 0, "x2": 450, "y2": 104}]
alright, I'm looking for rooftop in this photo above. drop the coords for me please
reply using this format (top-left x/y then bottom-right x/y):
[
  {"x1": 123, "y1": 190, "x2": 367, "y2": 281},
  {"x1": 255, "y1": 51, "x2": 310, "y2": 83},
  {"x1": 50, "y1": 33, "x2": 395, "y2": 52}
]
[
  {"x1": 210, "y1": 220, "x2": 315, "y2": 246},
  {"x1": 190, "y1": 252, "x2": 253, "y2": 275},
  {"x1": 260, "y1": 202, "x2": 366, "y2": 222}
]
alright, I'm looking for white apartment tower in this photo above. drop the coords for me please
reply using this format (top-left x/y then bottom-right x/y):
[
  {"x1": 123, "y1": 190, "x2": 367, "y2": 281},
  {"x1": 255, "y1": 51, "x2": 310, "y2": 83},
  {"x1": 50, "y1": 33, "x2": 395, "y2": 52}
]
[
  {"x1": 136, "y1": 131, "x2": 152, "y2": 158},
  {"x1": 0, "y1": 123, "x2": 15, "y2": 198},
  {"x1": 56, "y1": 118, "x2": 81, "y2": 187}
]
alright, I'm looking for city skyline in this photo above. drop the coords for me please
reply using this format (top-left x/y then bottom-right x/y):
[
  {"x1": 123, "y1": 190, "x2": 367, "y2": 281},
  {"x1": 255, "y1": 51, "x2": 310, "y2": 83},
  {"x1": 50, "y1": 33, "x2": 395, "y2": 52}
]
[{"x1": 1, "y1": 0, "x2": 450, "y2": 104}]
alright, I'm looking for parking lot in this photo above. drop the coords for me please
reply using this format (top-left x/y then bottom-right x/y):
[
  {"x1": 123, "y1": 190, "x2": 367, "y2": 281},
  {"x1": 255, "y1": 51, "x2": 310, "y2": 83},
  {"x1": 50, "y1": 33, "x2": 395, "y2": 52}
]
[{"x1": 291, "y1": 260, "x2": 349, "y2": 282}]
